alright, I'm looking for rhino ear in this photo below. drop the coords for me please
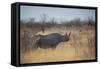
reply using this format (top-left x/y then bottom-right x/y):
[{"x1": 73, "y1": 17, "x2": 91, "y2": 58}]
[{"x1": 68, "y1": 32, "x2": 71, "y2": 37}]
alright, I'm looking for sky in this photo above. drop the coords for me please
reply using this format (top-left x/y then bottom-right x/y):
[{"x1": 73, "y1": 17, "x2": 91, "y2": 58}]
[{"x1": 20, "y1": 5, "x2": 95, "y2": 22}]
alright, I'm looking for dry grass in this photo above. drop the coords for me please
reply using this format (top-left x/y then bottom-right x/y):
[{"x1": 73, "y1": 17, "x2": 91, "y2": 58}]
[{"x1": 20, "y1": 27, "x2": 95, "y2": 64}]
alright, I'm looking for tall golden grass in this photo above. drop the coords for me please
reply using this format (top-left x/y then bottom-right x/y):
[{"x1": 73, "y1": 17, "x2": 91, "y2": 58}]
[{"x1": 20, "y1": 26, "x2": 95, "y2": 64}]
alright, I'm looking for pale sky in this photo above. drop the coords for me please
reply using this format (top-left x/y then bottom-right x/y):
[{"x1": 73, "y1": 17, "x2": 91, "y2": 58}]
[{"x1": 20, "y1": 5, "x2": 95, "y2": 22}]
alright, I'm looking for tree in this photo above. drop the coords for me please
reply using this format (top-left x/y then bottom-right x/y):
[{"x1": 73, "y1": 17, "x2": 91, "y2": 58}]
[
  {"x1": 40, "y1": 14, "x2": 47, "y2": 33},
  {"x1": 51, "y1": 17, "x2": 56, "y2": 24},
  {"x1": 87, "y1": 16, "x2": 95, "y2": 26},
  {"x1": 27, "y1": 18, "x2": 35, "y2": 28}
]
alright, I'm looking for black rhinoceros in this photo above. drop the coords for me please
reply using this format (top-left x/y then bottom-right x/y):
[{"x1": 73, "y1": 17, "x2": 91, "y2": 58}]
[{"x1": 32, "y1": 32, "x2": 71, "y2": 49}]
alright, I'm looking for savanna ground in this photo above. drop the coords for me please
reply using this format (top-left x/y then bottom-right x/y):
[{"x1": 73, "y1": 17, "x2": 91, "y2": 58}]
[{"x1": 20, "y1": 22, "x2": 96, "y2": 64}]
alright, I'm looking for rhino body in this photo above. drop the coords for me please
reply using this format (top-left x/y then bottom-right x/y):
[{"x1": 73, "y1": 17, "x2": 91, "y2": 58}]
[{"x1": 33, "y1": 33, "x2": 71, "y2": 49}]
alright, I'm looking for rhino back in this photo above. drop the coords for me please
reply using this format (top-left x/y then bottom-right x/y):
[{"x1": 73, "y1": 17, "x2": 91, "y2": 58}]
[{"x1": 40, "y1": 33, "x2": 62, "y2": 46}]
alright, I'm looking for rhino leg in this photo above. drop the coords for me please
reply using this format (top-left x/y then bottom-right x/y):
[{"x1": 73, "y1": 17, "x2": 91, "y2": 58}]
[{"x1": 51, "y1": 45, "x2": 57, "y2": 49}]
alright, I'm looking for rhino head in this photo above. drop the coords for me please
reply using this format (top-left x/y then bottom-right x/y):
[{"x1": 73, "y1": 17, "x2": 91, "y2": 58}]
[{"x1": 61, "y1": 32, "x2": 71, "y2": 42}]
